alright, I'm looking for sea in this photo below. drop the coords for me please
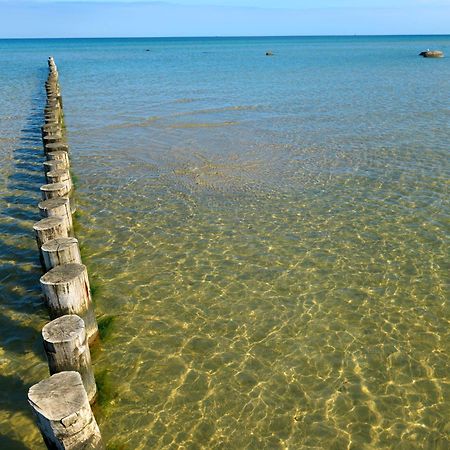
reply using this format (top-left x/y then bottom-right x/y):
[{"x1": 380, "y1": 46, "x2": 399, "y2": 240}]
[{"x1": 0, "y1": 36, "x2": 449, "y2": 449}]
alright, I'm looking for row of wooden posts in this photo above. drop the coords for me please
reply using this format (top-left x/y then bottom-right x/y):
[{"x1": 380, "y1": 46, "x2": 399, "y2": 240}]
[{"x1": 27, "y1": 57, "x2": 105, "y2": 449}]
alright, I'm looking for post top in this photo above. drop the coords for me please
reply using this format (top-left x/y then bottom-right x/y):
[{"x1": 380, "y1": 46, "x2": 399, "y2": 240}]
[
  {"x1": 42, "y1": 315, "x2": 85, "y2": 343},
  {"x1": 43, "y1": 160, "x2": 65, "y2": 167},
  {"x1": 41, "y1": 237, "x2": 78, "y2": 253},
  {"x1": 42, "y1": 123, "x2": 61, "y2": 130},
  {"x1": 40, "y1": 182, "x2": 67, "y2": 192},
  {"x1": 45, "y1": 143, "x2": 69, "y2": 151},
  {"x1": 43, "y1": 132, "x2": 63, "y2": 139},
  {"x1": 40, "y1": 263, "x2": 86, "y2": 284},
  {"x1": 47, "y1": 169, "x2": 70, "y2": 178},
  {"x1": 38, "y1": 196, "x2": 70, "y2": 210},
  {"x1": 46, "y1": 150, "x2": 68, "y2": 157},
  {"x1": 28, "y1": 371, "x2": 88, "y2": 421},
  {"x1": 33, "y1": 216, "x2": 65, "y2": 231}
]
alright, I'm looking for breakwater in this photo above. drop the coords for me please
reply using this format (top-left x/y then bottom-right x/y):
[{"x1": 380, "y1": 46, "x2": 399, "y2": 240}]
[{"x1": 27, "y1": 58, "x2": 104, "y2": 449}]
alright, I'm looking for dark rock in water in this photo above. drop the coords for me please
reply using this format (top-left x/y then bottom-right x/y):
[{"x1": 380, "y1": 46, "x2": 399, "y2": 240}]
[
  {"x1": 266, "y1": 51, "x2": 274, "y2": 56},
  {"x1": 145, "y1": 49, "x2": 150, "y2": 52},
  {"x1": 419, "y1": 50, "x2": 444, "y2": 58}
]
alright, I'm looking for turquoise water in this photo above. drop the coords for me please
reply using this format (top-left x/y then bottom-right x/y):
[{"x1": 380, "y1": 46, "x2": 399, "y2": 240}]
[{"x1": 0, "y1": 36, "x2": 449, "y2": 449}]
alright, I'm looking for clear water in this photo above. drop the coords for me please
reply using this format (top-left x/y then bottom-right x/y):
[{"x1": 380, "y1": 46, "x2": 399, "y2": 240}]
[{"x1": 0, "y1": 36, "x2": 449, "y2": 449}]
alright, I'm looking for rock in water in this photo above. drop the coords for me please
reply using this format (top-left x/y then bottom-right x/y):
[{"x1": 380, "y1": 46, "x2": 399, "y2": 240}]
[{"x1": 419, "y1": 50, "x2": 444, "y2": 58}]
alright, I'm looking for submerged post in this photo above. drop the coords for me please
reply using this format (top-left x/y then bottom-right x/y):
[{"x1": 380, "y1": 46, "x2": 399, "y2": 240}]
[
  {"x1": 42, "y1": 315, "x2": 97, "y2": 403},
  {"x1": 28, "y1": 371, "x2": 104, "y2": 450},
  {"x1": 40, "y1": 263, "x2": 99, "y2": 344}
]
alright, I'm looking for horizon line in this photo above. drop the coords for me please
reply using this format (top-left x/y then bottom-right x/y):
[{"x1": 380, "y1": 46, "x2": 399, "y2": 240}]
[{"x1": 1, "y1": 33, "x2": 450, "y2": 40}]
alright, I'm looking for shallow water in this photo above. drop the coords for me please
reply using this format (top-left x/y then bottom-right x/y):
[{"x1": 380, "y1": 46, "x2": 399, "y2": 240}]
[{"x1": 0, "y1": 36, "x2": 449, "y2": 449}]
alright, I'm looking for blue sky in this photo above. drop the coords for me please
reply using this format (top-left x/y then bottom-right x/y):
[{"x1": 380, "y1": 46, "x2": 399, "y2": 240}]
[{"x1": 0, "y1": 0, "x2": 449, "y2": 38}]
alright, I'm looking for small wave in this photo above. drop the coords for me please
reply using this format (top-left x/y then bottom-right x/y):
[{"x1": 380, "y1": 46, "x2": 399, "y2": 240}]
[
  {"x1": 173, "y1": 98, "x2": 197, "y2": 104},
  {"x1": 168, "y1": 121, "x2": 238, "y2": 129},
  {"x1": 93, "y1": 116, "x2": 161, "y2": 131},
  {"x1": 172, "y1": 105, "x2": 259, "y2": 117}
]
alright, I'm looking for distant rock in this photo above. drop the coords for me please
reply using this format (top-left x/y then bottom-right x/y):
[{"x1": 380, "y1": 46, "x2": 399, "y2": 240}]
[{"x1": 419, "y1": 50, "x2": 444, "y2": 58}]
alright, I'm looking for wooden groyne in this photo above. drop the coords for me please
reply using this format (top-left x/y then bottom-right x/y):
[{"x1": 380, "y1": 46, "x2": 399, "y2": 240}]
[{"x1": 28, "y1": 57, "x2": 105, "y2": 449}]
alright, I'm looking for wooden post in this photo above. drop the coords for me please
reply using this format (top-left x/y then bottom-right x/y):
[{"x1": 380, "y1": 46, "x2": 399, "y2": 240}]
[
  {"x1": 46, "y1": 169, "x2": 73, "y2": 191},
  {"x1": 43, "y1": 119, "x2": 59, "y2": 127},
  {"x1": 41, "y1": 125, "x2": 62, "y2": 137},
  {"x1": 34, "y1": 217, "x2": 69, "y2": 254},
  {"x1": 43, "y1": 160, "x2": 67, "y2": 173},
  {"x1": 44, "y1": 102, "x2": 59, "y2": 110},
  {"x1": 42, "y1": 315, "x2": 97, "y2": 403},
  {"x1": 44, "y1": 106, "x2": 61, "y2": 117},
  {"x1": 40, "y1": 182, "x2": 71, "y2": 200},
  {"x1": 38, "y1": 197, "x2": 73, "y2": 231},
  {"x1": 45, "y1": 142, "x2": 69, "y2": 154},
  {"x1": 28, "y1": 371, "x2": 104, "y2": 450},
  {"x1": 44, "y1": 115, "x2": 61, "y2": 125},
  {"x1": 40, "y1": 263, "x2": 99, "y2": 343},
  {"x1": 46, "y1": 86, "x2": 58, "y2": 94},
  {"x1": 46, "y1": 101, "x2": 60, "y2": 110},
  {"x1": 42, "y1": 122, "x2": 61, "y2": 131},
  {"x1": 41, "y1": 238, "x2": 81, "y2": 271},
  {"x1": 44, "y1": 119, "x2": 61, "y2": 127},
  {"x1": 43, "y1": 133, "x2": 64, "y2": 147},
  {"x1": 46, "y1": 151, "x2": 70, "y2": 167},
  {"x1": 44, "y1": 108, "x2": 61, "y2": 123},
  {"x1": 44, "y1": 110, "x2": 59, "y2": 119}
]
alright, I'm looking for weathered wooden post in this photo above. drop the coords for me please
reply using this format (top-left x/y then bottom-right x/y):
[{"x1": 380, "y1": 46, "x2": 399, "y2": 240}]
[
  {"x1": 41, "y1": 124, "x2": 61, "y2": 136},
  {"x1": 43, "y1": 117, "x2": 59, "y2": 125},
  {"x1": 42, "y1": 315, "x2": 97, "y2": 403},
  {"x1": 28, "y1": 371, "x2": 104, "y2": 449},
  {"x1": 46, "y1": 101, "x2": 60, "y2": 112},
  {"x1": 43, "y1": 160, "x2": 67, "y2": 174},
  {"x1": 40, "y1": 182, "x2": 71, "y2": 200},
  {"x1": 40, "y1": 263, "x2": 99, "y2": 343},
  {"x1": 38, "y1": 197, "x2": 73, "y2": 231},
  {"x1": 44, "y1": 108, "x2": 59, "y2": 117},
  {"x1": 43, "y1": 133, "x2": 64, "y2": 148},
  {"x1": 46, "y1": 150, "x2": 70, "y2": 167},
  {"x1": 44, "y1": 114, "x2": 61, "y2": 125},
  {"x1": 44, "y1": 104, "x2": 60, "y2": 114},
  {"x1": 34, "y1": 217, "x2": 69, "y2": 251},
  {"x1": 46, "y1": 169, "x2": 73, "y2": 191},
  {"x1": 44, "y1": 109, "x2": 59, "y2": 118},
  {"x1": 45, "y1": 142, "x2": 69, "y2": 154},
  {"x1": 41, "y1": 238, "x2": 82, "y2": 271}
]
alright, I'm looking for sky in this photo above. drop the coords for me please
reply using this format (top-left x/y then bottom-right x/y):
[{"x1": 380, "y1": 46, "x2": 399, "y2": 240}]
[{"x1": 0, "y1": 0, "x2": 449, "y2": 38}]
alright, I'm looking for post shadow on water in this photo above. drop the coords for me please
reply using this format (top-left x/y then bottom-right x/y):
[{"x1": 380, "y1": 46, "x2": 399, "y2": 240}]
[
  {"x1": 0, "y1": 434, "x2": 30, "y2": 450},
  {"x1": 0, "y1": 313, "x2": 44, "y2": 357},
  {"x1": 0, "y1": 76, "x2": 49, "y2": 435},
  {"x1": 0, "y1": 374, "x2": 37, "y2": 450}
]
